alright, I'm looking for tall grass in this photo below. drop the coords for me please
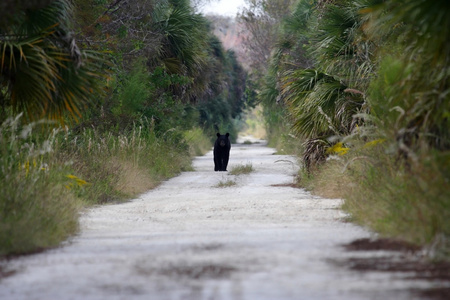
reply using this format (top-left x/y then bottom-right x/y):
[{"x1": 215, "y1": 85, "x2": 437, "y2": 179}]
[
  {"x1": 0, "y1": 115, "x2": 211, "y2": 256},
  {"x1": 344, "y1": 156, "x2": 448, "y2": 246},
  {"x1": 184, "y1": 128, "x2": 213, "y2": 157},
  {"x1": 0, "y1": 115, "x2": 81, "y2": 255},
  {"x1": 298, "y1": 140, "x2": 450, "y2": 259},
  {"x1": 57, "y1": 121, "x2": 206, "y2": 204}
]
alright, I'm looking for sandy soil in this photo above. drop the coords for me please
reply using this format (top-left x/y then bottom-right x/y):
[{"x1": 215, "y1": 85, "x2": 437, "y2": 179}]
[{"x1": 0, "y1": 139, "x2": 448, "y2": 300}]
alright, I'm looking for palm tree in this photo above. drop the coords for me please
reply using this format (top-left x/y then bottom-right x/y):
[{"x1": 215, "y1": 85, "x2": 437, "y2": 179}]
[
  {"x1": 0, "y1": 0, "x2": 107, "y2": 123},
  {"x1": 151, "y1": 0, "x2": 209, "y2": 102},
  {"x1": 261, "y1": 0, "x2": 375, "y2": 170}
]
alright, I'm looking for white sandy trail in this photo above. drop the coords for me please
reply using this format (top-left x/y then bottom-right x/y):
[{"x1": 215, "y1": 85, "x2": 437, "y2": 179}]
[{"x1": 0, "y1": 140, "x2": 441, "y2": 300}]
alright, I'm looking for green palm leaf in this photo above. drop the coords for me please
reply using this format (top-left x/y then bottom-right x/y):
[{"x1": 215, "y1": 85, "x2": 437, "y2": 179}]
[
  {"x1": 310, "y1": 1, "x2": 376, "y2": 89},
  {"x1": 0, "y1": 0, "x2": 107, "y2": 123},
  {"x1": 280, "y1": 68, "x2": 363, "y2": 139}
]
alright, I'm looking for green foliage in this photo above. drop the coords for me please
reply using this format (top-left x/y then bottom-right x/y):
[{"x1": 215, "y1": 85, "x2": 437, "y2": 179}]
[
  {"x1": 72, "y1": 0, "x2": 249, "y2": 142},
  {"x1": 281, "y1": 69, "x2": 364, "y2": 139},
  {"x1": 153, "y1": 0, "x2": 208, "y2": 77},
  {"x1": 112, "y1": 63, "x2": 151, "y2": 117},
  {"x1": 0, "y1": 0, "x2": 251, "y2": 256},
  {"x1": 257, "y1": 0, "x2": 450, "y2": 256},
  {"x1": 367, "y1": 48, "x2": 450, "y2": 155},
  {"x1": 258, "y1": 67, "x2": 290, "y2": 148},
  {"x1": 342, "y1": 148, "x2": 450, "y2": 256}
]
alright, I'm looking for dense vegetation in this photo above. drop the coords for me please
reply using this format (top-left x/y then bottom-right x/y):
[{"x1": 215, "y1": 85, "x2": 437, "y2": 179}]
[
  {"x1": 240, "y1": 0, "x2": 449, "y2": 259},
  {"x1": 1, "y1": 0, "x2": 448, "y2": 261},
  {"x1": 0, "y1": 0, "x2": 249, "y2": 255}
]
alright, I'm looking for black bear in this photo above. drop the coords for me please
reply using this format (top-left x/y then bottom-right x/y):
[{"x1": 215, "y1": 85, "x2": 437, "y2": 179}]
[{"x1": 214, "y1": 132, "x2": 231, "y2": 171}]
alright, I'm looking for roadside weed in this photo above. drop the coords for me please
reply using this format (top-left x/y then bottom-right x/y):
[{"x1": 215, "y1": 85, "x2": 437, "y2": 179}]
[
  {"x1": 229, "y1": 163, "x2": 254, "y2": 175},
  {"x1": 214, "y1": 179, "x2": 237, "y2": 188}
]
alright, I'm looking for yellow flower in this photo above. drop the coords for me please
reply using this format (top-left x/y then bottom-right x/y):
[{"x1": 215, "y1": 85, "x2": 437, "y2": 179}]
[
  {"x1": 66, "y1": 174, "x2": 90, "y2": 187},
  {"x1": 326, "y1": 142, "x2": 350, "y2": 156},
  {"x1": 363, "y1": 138, "x2": 386, "y2": 149},
  {"x1": 25, "y1": 160, "x2": 30, "y2": 177},
  {"x1": 75, "y1": 178, "x2": 89, "y2": 186}
]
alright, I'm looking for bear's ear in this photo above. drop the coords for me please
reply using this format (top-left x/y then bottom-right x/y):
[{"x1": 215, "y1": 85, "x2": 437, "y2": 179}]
[
  {"x1": 226, "y1": 133, "x2": 230, "y2": 137},
  {"x1": 217, "y1": 133, "x2": 221, "y2": 137}
]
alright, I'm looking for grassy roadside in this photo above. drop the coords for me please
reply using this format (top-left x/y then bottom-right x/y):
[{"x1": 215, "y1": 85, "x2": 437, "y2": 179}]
[
  {"x1": 241, "y1": 119, "x2": 449, "y2": 260},
  {"x1": 0, "y1": 116, "x2": 212, "y2": 256},
  {"x1": 295, "y1": 141, "x2": 450, "y2": 260}
]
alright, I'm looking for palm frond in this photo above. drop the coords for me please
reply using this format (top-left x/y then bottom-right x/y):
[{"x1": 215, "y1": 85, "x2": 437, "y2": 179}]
[
  {"x1": 153, "y1": 6, "x2": 208, "y2": 73},
  {"x1": 0, "y1": 0, "x2": 108, "y2": 123},
  {"x1": 280, "y1": 68, "x2": 364, "y2": 139},
  {"x1": 309, "y1": 1, "x2": 376, "y2": 89}
]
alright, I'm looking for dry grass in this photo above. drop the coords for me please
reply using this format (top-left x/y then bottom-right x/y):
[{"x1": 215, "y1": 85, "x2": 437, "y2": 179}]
[
  {"x1": 0, "y1": 116, "x2": 82, "y2": 255},
  {"x1": 114, "y1": 159, "x2": 158, "y2": 197},
  {"x1": 298, "y1": 143, "x2": 450, "y2": 260},
  {"x1": 0, "y1": 115, "x2": 211, "y2": 256},
  {"x1": 298, "y1": 157, "x2": 354, "y2": 199}
]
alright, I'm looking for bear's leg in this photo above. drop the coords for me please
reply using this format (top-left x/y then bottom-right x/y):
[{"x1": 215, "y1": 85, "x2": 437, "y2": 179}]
[
  {"x1": 218, "y1": 158, "x2": 224, "y2": 171},
  {"x1": 214, "y1": 155, "x2": 219, "y2": 171},
  {"x1": 223, "y1": 154, "x2": 229, "y2": 171}
]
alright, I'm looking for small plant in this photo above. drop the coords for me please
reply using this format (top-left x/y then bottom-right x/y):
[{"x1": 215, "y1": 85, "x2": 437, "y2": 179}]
[
  {"x1": 229, "y1": 163, "x2": 254, "y2": 175},
  {"x1": 214, "y1": 179, "x2": 237, "y2": 188},
  {"x1": 243, "y1": 140, "x2": 253, "y2": 145}
]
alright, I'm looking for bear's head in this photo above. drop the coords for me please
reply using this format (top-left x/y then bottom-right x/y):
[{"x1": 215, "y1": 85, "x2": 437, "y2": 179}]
[{"x1": 216, "y1": 132, "x2": 230, "y2": 147}]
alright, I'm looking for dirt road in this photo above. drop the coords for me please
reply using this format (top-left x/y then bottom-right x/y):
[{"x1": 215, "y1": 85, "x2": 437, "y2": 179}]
[{"x1": 0, "y1": 139, "x2": 446, "y2": 299}]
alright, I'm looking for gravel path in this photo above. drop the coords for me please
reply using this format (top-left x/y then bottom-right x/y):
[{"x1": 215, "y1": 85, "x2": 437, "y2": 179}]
[{"x1": 0, "y1": 140, "x2": 445, "y2": 299}]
